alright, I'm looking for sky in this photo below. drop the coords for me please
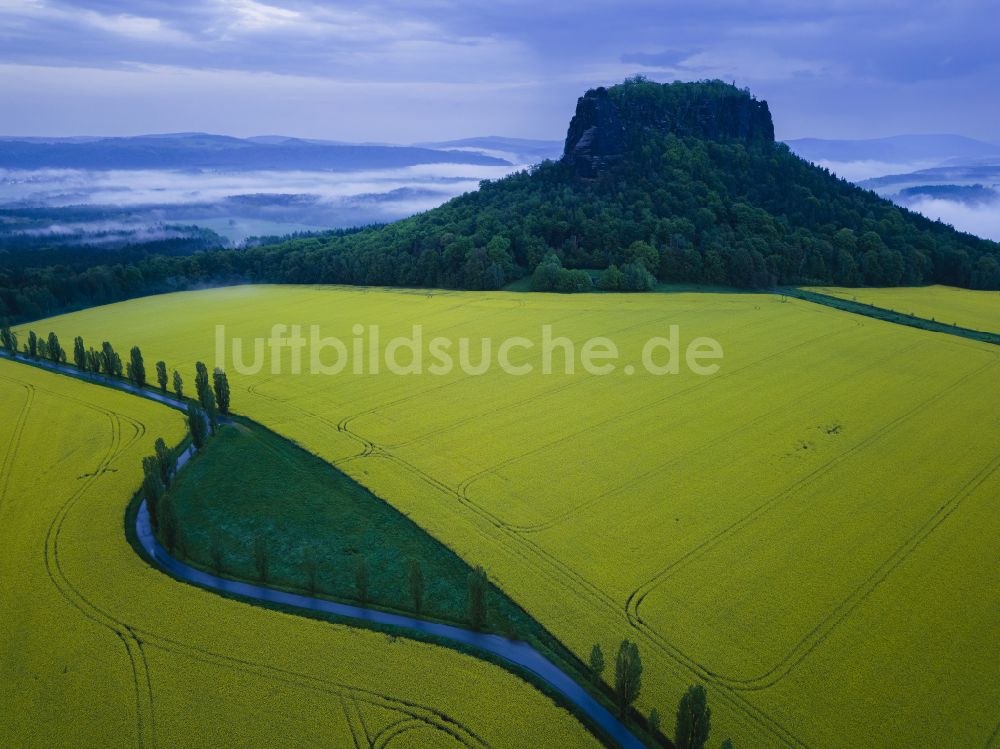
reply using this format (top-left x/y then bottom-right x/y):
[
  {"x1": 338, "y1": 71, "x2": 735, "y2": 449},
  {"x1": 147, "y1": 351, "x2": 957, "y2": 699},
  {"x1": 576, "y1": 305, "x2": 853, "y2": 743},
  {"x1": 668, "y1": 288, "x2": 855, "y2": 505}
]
[{"x1": 1, "y1": 0, "x2": 998, "y2": 142}]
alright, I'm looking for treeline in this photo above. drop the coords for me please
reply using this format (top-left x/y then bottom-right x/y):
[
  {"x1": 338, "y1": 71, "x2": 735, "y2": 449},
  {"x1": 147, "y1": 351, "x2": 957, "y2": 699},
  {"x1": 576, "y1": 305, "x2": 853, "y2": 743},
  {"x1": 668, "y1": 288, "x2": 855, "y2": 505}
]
[
  {"x1": 4, "y1": 82, "x2": 1000, "y2": 323},
  {"x1": 587, "y1": 637, "x2": 732, "y2": 748},
  {"x1": 0, "y1": 225, "x2": 369, "y2": 324},
  {"x1": 0, "y1": 326, "x2": 232, "y2": 429}
]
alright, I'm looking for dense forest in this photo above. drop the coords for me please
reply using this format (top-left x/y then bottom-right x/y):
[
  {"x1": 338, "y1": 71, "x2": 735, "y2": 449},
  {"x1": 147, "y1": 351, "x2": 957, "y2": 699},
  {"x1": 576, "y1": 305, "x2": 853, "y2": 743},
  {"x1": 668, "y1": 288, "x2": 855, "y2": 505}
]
[{"x1": 3, "y1": 78, "x2": 999, "y2": 323}]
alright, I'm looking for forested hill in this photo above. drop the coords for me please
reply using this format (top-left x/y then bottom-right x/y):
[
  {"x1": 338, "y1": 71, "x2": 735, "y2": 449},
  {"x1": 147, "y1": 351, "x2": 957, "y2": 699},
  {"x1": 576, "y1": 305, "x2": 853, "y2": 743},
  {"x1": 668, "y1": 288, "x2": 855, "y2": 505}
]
[
  {"x1": 256, "y1": 78, "x2": 1000, "y2": 291},
  {"x1": 3, "y1": 78, "x2": 1000, "y2": 323}
]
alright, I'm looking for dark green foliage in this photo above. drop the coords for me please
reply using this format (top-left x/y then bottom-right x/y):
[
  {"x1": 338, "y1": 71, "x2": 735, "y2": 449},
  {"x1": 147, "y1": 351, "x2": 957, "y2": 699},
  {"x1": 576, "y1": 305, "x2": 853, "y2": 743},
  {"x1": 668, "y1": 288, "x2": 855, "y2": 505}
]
[
  {"x1": 467, "y1": 565, "x2": 488, "y2": 630},
  {"x1": 128, "y1": 346, "x2": 146, "y2": 387},
  {"x1": 161, "y1": 425, "x2": 550, "y2": 637},
  {"x1": 154, "y1": 437, "x2": 173, "y2": 487},
  {"x1": 100, "y1": 341, "x2": 122, "y2": 377},
  {"x1": 186, "y1": 402, "x2": 207, "y2": 449},
  {"x1": 0, "y1": 326, "x2": 17, "y2": 356},
  {"x1": 2, "y1": 79, "x2": 994, "y2": 324},
  {"x1": 212, "y1": 368, "x2": 230, "y2": 415},
  {"x1": 597, "y1": 264, "x2": 625, "y2": 291},
  {"x1": 204, "y1": 389, "x2": 218, "y2": 432},
  {"x1": 589, "y1": 643, "x2": 606, "y2": 683},
  {"x1": 156, "y1": 360, "x2": 168, "y2": 391},
  {"x1": 649, "y1": 708, "x2": 661, "y2": 734},
  {"x1": 531, "y1": 253, "x2": 594, "y2": 293},
  {"x1": 408, "y1": 559, "x2": 424, "y2": 615},
  {"x1": 614, "y1": 639, "x2": 642, "y2": 717},
  {"x1": 353, "y1": 555, "x2": 369, "y2": 604},
  {"x1": 141, "y1": 455, "x2": 164, "y2": 531},
  {"x1": 73, "y1": 336, "x2": 86, "y2": 369},
  {"x1": 26, "y1": 330, "x2": 38, "y2": 358},
  {"x1": 172, "y1": 369, "x2": 183, "y2": 399},
  {"x1": 720, "y1": 739, "x2": 734, "y2": 749},
  {"x1": 675, "y1": 684, "x2": 712, "y2": 749},
  {"x1": 302, "y1": 548, "x2": 319, "y2": 594},
  {"x1": 194, "y1": 361, "x2": 211, "y2": 409},
  {"x1": 85, "y1": 348, "x2": 100, "y2": 372},
  {"x1": 159, "y1": 497, "x2": 178, "y2": 552},
  {"x1": 209, "y1": 537, "x2": 225, "y2": 575},
  {"x1": 46, "y1": 331, "x2": 64, "y2": 363},
  {"x1": 253, "y1": 535, "x2": 269, "y2": 581}
]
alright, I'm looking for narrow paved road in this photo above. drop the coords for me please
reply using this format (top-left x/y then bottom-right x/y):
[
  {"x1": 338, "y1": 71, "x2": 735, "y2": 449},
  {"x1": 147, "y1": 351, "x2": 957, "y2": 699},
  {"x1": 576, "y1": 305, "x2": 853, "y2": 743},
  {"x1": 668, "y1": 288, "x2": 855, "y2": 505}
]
[{"x1": 0, "y1": 350, "x2": 649, "y2": 749}]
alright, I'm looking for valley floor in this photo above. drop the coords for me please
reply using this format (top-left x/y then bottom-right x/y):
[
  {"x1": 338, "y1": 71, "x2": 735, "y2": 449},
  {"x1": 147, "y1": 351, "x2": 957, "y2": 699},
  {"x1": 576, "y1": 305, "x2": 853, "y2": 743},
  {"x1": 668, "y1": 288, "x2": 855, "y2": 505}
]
[
  {"x1": 15, "y1": 284, "x2": 1000, "y2": 749},
  {"x1": 0, "y1": 357, "x2": 604, "y2": 749}
]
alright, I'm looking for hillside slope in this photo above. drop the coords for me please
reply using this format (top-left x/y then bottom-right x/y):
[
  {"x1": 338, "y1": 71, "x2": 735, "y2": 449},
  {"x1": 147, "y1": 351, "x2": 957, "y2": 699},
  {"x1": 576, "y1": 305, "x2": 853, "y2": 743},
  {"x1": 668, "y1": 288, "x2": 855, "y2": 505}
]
[
  {"x1": 262, "y1": 78, "x2": 1000, "y2": 291},
  {"x1": 5, "y1": 79, "x2": 1000, "y2": 323}
]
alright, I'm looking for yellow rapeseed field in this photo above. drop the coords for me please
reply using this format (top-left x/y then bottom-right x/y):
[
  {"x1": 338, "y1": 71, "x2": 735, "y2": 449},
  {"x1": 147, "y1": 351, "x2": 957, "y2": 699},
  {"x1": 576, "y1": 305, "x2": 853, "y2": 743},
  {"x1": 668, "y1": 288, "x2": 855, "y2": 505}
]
[
  {"x1": 0, "y1": 358, "x2": 604, "y2": 749},
  {"x1": 806, "y1": 283, "x2": 1000, "y2": 333},
  {"x1": 20, "y1": 285, "x2": 1000, "y2": 749}
]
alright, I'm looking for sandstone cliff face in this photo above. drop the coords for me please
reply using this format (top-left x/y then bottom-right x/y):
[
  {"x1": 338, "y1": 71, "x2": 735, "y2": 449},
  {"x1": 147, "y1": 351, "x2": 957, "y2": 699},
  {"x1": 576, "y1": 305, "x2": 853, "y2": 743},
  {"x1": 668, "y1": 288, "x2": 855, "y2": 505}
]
[{"x1": 563, "y1": 80, "x2": 774, "y2": 176}]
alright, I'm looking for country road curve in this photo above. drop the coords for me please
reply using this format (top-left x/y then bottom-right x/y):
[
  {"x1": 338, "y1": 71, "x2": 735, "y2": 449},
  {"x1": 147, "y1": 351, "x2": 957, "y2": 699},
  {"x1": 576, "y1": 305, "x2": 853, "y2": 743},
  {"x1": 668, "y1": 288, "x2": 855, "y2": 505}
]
[{"x1": 0, "y1": 350, "x2": 649, "y2": 749}]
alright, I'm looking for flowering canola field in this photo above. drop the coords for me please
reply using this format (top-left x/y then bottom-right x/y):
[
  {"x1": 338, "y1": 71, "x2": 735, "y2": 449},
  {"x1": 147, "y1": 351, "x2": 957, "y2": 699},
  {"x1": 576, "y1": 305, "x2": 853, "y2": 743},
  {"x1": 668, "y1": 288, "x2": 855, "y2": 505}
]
[
  {"x1": 21, "y1": 285, "x2": 1000, "y2": 749},
  {"x1": 0, "y1": 358, "x2": 603, "y2": 749},
  {"x1": 805, "y1": 283, "x2": 1000, "y2": 334}
]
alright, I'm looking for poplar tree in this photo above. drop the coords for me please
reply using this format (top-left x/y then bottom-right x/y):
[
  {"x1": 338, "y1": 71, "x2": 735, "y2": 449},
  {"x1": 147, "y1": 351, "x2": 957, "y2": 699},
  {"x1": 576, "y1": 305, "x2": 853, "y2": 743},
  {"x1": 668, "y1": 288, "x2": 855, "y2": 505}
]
[
  {"x1": 73, "y1": 336, "x2": 86, "y2": 370},
  {"x1": 154, "y1": 437, "x2": 174, "y2": 487},
  {"x1": 1, "y1": 326, "x2": 19, "y2": 356},
  {"x1": 675, "y1": 684, "x2": 711, "y2": 749},
  {"x1": 589, "y1": 643, "x2": 606, "y2": 684},
  {"x1": 408, "y1": 559, "x2": 424, "y2": 615},
  {"x1": 194, "y1": 361, "x2": 211, "y2": 408},
  {"x1": 142, "y1": 454, "x2": 165, "y2": 531},
  {"x1": 129, "y1": 346, "x2": 146, "y2": 387},
  {"x1": 46, "y1": 332, "x2": 64, "y2": 363},
  {"x1": 156, "y1": 361, "x2": 168, "y2": 391},
  {"x1": 467, "y1": 565, "x2": 488, "y2": 630},
  {"x1": 212, "y1": 367, "x2": 230, "y2": 415},
  {"x1": 354, "y1": 556, "x2": 369, "y2": 604},
  {"x1": 614, "y1": 639, "x2": 642, "y2": 717},
  {"x1": 172, "y1": 370, "x2": 184, "y2": 399},
  {"x1": 187, "y1": 403, "x2": 207, "y2": 449}
]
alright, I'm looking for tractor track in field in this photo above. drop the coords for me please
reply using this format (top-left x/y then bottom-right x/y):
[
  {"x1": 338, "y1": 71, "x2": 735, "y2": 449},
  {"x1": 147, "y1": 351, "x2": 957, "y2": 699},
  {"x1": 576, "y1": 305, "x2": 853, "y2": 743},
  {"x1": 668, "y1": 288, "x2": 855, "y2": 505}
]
[
  {"x1": 625, "y1": 356, "x2": 1000, "y2": 692},
  {"x1": 455, "y1": 317, "x2": 857, "y2": 527},
  {"x1": 346, "y1": 306, "x2": 708, "y2": 451},
  {"x1": 505, "y1": 334, "x2": 927, "y2": 534},
  {"x1": 1, "y1": 319, "x2": 838, "y2": 749},
  {"x1": 0, "y1": 367, "x2": 159, "y2": 747},
  {"x1": 0, "y1": 359, "x2": 494, "y2": 749},
  {"x1": 0, "y1": 377, "x2": 34, "y2": 511},
  {"x1": 1, "y1": 353, "x2": 646, "y2": 749},
  {"x1": 322, "y1": 321, "x2": 868, "y2": 749}
]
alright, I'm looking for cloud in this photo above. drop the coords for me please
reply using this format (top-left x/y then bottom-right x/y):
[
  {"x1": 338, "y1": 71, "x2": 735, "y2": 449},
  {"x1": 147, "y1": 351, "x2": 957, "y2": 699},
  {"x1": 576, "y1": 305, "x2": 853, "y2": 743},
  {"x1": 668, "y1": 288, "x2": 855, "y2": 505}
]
[
  {"x1": 907, "y1": 197, "x2": 1000, "y2": 242},
  {"x1": 1, "y1": 0, "x2": 998, "y2": 140}
]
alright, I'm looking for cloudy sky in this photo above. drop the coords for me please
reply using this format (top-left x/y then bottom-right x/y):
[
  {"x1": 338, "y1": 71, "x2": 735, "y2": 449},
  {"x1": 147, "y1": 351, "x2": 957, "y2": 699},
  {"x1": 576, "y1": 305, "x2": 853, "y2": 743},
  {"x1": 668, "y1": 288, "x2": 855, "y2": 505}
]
[{"x1": 1, "y1": 0, "x2": 997, "y2": 142}]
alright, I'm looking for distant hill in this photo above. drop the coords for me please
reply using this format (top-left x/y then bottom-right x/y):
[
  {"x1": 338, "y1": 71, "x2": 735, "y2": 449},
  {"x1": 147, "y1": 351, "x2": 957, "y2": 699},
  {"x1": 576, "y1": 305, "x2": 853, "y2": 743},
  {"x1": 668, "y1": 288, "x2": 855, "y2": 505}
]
[
  {"x1": 0, "y1": 132, "x2": 511, "y2": 171},
  {"x1": 861, "y1": 163, "x2": 1000, "y2": 192},
  {"x1": 259, "y1": 78, "x2": 1000, "y2": 291},
  {"x1": 4, "y1": 79, "x2": 1000, "y2": 323},
  {"x1": 414, "y1": 136, "x2": 563, "y2": 164},
  {"x1": 786, "y1": 134, "x2": 1000, "y2": 166}
]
